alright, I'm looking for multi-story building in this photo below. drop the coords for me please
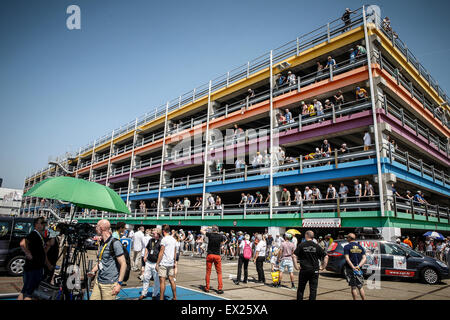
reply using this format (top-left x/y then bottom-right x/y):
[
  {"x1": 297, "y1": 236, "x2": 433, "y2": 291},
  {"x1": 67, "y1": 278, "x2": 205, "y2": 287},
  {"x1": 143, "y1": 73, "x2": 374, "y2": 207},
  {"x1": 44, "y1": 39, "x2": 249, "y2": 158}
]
[{"x1": 21, "y1": 6, "x2": 449, "y2": 240}]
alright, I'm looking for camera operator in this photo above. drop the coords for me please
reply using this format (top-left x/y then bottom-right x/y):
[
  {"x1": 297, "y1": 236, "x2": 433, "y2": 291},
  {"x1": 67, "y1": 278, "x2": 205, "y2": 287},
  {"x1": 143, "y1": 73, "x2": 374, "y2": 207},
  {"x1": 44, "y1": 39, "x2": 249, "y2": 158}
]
[
  {"x1": 18, "y1": 217, "x2": 53, "y2": 300},
  {"x1": 88, "y1": 219, "x2": 127, "y2": 300},
  {"x1": 43, "y1": 224, "x2": 62, "y2": 284}
]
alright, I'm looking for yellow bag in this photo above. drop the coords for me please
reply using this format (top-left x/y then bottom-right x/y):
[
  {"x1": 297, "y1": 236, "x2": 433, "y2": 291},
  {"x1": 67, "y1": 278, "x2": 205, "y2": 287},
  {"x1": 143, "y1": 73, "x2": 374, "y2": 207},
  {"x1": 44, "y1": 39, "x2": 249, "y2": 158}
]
[{"x1": 271, "y1": 271, "x2": 280, "y2": 283}]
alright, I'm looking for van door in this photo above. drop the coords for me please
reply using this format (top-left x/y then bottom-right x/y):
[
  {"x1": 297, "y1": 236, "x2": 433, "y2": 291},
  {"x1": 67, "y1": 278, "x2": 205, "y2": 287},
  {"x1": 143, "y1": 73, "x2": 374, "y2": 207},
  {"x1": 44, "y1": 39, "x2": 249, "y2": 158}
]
[{"x1": 0, "y1": 219, "x2": 13, "y2": 266}]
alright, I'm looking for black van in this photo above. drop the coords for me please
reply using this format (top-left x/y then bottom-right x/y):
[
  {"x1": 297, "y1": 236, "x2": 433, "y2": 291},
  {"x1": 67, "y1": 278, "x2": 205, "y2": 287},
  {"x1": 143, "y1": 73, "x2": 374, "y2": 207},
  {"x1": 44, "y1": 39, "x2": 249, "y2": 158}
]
[
  {"x1": 326, "y1": 239, "x2": 449, "y2": 285},
  {"x1": 0, "y1": 216, "x2": 34, "y2": 276}
]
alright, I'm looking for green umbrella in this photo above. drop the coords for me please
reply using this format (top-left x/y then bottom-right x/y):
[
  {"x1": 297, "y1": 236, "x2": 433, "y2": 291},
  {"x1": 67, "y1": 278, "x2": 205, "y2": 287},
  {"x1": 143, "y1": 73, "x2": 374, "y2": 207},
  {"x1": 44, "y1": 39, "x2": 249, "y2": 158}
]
[{"x1": 24, "y1": 176, "x2": 130, "y2": 214}]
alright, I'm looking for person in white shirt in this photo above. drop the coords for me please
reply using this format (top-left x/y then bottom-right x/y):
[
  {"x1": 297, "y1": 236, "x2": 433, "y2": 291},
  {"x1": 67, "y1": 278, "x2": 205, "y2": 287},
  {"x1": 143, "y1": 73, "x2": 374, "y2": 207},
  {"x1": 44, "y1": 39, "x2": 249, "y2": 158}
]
[
  {"x1": 303, "y1": 186, "x2": 313, "y2": 202},
  {"x1": 294, "y1": 188, "x2": 302, "y2": 205},
  {"x1": 287, "y1": 71, "x2": 297, "y2": 86},
  {"x1": 363, "y1": 131, "x2": 371, "y2": 151},
  {"x1": 131, "y1": 226, "x2": 145, "y2": 271},
  {"x1": 326, "y1": 184, "x2": 337, "y2": 200},
  {"x1": 139, "y1": 229, "x2": 152, "y2": 281},
  {"x1": 156, "y1": 224, "x2": 177, "y2": 300},
  {"x1": 253, "y1": 234, "x2": 267, "y2": 283}
]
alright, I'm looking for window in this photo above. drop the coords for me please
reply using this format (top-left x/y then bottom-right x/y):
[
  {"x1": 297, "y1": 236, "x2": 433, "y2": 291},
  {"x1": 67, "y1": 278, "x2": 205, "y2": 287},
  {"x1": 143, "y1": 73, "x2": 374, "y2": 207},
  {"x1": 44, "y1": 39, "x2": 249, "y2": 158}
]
[
  {"x1": 13, "y1": 222, "x2": 33, "y2": 238},
  {"x1": 382, "y1": 243, "x2": 406, "y2": 256},
  {"x1": 0, "y1": 221, "x2": 11, "y2": 240}
]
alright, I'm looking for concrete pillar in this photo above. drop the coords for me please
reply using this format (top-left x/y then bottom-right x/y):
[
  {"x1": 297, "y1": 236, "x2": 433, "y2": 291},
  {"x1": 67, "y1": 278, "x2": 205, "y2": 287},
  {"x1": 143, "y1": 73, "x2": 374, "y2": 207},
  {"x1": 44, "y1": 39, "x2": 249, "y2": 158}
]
[
  {"x1": 377, "y1": 122, "x2": 392, "y2": 158},
  {"x1": 130, "y1": 177, "x2": 139, "y2": 192},
  {"x1": 209, "y1": 101, "x2": 220, "y2": 116},
  {"x1": 375, "y1": 173, "x2": 396, "y2": 212},
  {"x1": 272, "y1": 185, "x2": 282, "y2": 207},
  {"x1": 159, "y1": 198, "x2": 169, "y2": 216},
  {"x1": 378, "y1": 227, "x2": 401, "y2": 242},
  {"x1": 164, "y1": 145, "x2": 173, "y2": 159},
  {"x1": 268, "y1": 226, "x2": 286, "y2": 238},
  {"x1": 161, "y1": 171, "x2": 172, "y2": 186},
  {"x1": 133, "y1": 155, "x2": 141, "y2": 168}
]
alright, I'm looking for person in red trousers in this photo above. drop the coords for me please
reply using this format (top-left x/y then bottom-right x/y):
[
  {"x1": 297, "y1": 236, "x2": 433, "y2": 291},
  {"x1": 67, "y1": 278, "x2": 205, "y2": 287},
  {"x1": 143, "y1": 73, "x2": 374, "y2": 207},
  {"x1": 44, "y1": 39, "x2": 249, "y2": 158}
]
[{"x1": 200, "y1": 225, "x2": 226, "y2": 294}]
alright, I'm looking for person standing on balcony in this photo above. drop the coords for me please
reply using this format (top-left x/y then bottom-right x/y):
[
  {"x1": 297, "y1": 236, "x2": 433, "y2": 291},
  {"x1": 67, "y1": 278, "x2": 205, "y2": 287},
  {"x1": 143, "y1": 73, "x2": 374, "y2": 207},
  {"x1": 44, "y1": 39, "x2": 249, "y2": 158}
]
[
  {"x1": 201, "y1": 226, "x2": 226, "y2": 294},
  {"x1": 326, "y1": 184, "x2": 337, "y2": 201},
  {"x1": 247, "y1": 193, "x2": 255, "y2": 207},
  {"x1": 324, "y1": 99, "x2": 335, "y2": 112},
  {"x1": 356, "y1": 44, "x2": 366, "y2": 57},
  {"x1": 363, "y1": 131, "x2": 371, "y2": 152},
  {"x1": 308, "y1": 102, "x2": 316, "y2": 117},
  {"x1": 281, "y1": 188, "x2": 291, "y2": 206},
  {"x1": 356, "y1": 87, "x2": 368, "y2": 101},
  {"x1": 341, "y1": 8, "x2": 353, "y2": 33},
  {"x1": 324, "y1": 56, "x2": 337, "y2": 72},
  {"x1": 215, "y1": 195, "x2": 222, "y2": 210},
  {"x1": 303, "y1": 186, "x2": 313, "y2": 204},
  {"x1": 183, "y1": 197, "x2": 191, "y2": 211},
  {"x1": 339, "y1": 182, "x2": 349, "y2": 211},
  {"x1": 300, "y1": 101, "x2": 309, "y2": 119},
  {"x1": 349, "y1": 48, "x2": 357, "y2": 65},
  {"x1": 314, "y1": 99, "x2": 324, "y2": 122},
  {"x1": 208, "y1": 194, "x2": 215, "y2": 210},
  {"x1": 334, "y1": 90, "x2": 345, "y2": 112},
  {"x1": 354, "y1": 179, "x2": 362, "y2": 204},
  {"x1": 311, "y1": 186, "x2": 322, "y2": 205},
  {"x1": 285, "y1": 108, "x2": 294, "y2": 124},
  {"x1": 363, "y1": 180, "x2": 375, "y2": 200},
  {"x1": 315, "y1": 61, "x2": 324, "y2": 82},
  {"x1": 287, "y1": 71, "x2": 297, "y2": 86},
  {"x1": 294, "y1": 188, "x2": 302, "y2": 206}
]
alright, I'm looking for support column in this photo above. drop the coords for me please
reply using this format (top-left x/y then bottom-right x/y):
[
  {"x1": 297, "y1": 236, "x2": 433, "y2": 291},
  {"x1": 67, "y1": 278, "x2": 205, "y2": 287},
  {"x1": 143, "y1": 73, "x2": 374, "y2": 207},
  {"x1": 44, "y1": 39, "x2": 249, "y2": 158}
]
[
  {"x1": 268, "y1": 226, "x2": 286, "y2": 238},
  {"x1": 376, "y1": 173, "x2": 397, "y2": 212},
  {"x1": 271, "y1": 185, "x2": 282, "y2": 207},
  {"x1": 378, "y1": 227, "x2": 401, "y2": 242},
  {"x1": 209, "y1": 101, "x2": 220, "y2": 117}
]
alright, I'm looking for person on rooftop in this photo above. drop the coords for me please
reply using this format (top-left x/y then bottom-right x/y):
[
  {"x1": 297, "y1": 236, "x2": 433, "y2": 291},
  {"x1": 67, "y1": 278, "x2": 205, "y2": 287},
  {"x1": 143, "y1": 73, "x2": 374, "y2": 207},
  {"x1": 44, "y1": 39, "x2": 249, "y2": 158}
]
[{"x1": 341, "y1": 8, "x2": 353, "y2": 32}]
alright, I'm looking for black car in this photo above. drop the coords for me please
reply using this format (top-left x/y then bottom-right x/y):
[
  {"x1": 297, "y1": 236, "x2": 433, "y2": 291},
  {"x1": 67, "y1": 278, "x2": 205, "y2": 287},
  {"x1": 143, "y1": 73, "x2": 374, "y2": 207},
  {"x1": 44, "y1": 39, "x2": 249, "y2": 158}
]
[
  {"x1": 326, "y1": 239, "x2": 449, "y2": 285},
  {"x1": 0, "y1": 216, "x2": 34, "y2": 276}
]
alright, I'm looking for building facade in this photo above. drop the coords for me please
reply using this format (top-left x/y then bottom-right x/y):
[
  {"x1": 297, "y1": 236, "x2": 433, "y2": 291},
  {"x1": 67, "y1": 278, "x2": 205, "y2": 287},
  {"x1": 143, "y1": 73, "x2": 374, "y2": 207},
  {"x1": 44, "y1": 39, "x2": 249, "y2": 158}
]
[{"x1": 21, "y1": 6, "x2": 450, "y2": 240}]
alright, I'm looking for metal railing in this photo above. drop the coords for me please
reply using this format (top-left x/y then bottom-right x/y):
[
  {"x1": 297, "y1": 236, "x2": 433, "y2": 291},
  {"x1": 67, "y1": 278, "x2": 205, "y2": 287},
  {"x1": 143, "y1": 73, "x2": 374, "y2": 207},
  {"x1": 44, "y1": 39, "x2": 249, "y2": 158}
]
[
  {"x1": 380, "y1": 95, "x2": 449, "y2": 156},
  {"x1": 372, "y1": 50, "x2": 449, "y2": 129},
  {"x1": 373, "y1": 12, "x2": 449, "y2": 106},
  {"x1": 389, "y1": 196, "x2": 450, "y2": 223},
  {"x1": 63, "y1": 8, "x2": 367, "y2": 166},
  {"x1": 382, "y1": 143, "x2": 450, "y2": 186}
]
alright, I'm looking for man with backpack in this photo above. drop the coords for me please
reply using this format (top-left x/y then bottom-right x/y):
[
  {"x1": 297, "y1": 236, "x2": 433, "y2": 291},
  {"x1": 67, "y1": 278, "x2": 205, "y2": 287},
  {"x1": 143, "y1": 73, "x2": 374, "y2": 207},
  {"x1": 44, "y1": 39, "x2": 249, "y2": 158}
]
[
  {"x1": 139, "y1": 228, "x2": 162, "y2": 300},
  {"x1": 234, "y1": 234, "x2": 253, "y2": 285},
  {"x1": 88, "y1": 219, "x2": 128, "y2": 300}
]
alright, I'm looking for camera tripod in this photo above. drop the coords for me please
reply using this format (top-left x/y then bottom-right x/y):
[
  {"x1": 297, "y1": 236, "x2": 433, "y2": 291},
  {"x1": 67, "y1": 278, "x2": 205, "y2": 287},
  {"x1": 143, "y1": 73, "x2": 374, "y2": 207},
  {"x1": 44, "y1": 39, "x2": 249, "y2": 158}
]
[{"x1": 56, "y1": 236, "x2": 92, "y2": 300}]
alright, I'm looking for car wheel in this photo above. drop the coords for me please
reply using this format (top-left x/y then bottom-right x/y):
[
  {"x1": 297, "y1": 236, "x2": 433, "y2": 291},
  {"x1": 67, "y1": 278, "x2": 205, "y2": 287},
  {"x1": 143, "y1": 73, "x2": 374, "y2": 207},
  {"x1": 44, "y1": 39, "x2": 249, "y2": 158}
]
[
  {"x1": 7, "y1": 255, "x2": 26, "y2": 276},
  {"x1": 421, "y1": 267, "x2": 439, "y2": 285}
]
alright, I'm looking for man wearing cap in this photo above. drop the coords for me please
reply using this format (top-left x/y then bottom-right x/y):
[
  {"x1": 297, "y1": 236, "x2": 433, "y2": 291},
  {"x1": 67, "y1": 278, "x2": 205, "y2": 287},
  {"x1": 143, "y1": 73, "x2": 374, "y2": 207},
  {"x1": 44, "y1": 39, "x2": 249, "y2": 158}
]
[
  {"x1": 287, "y1": 71, "x2": 297, "y2": 86},
  {"x1": 356, "y1": 87, "x2": 368, "y2": 101},
  {"x1": 281, "y1": 188, "x2": 291, "y2": 206},
  {"x1": 343, "y1": 233, "x2": 366, "y2": 300}
]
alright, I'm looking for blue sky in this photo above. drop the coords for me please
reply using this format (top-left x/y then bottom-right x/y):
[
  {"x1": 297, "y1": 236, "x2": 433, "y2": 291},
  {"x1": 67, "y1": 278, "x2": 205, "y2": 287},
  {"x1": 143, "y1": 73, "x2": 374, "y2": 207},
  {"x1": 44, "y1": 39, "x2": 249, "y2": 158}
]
[{"x1": 1, "y1": 0, "x2": 449, "y2": 189}]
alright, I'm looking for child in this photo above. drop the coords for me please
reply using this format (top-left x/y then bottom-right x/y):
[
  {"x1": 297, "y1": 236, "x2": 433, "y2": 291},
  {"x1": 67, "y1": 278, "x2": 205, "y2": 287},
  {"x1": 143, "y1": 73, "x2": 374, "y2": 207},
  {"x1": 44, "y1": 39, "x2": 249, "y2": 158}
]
[{"x1": 270, "y1": 246, "x2": 281, "y2": 287}]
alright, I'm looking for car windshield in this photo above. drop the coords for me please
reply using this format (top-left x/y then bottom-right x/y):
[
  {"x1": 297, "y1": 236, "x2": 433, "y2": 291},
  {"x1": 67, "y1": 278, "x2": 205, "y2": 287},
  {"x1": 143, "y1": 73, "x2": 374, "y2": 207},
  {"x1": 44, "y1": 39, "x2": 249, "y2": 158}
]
[{"x1": 397, "y1": 244, "x2": 423, "y2": 258}]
